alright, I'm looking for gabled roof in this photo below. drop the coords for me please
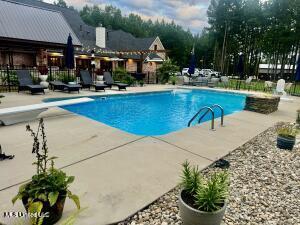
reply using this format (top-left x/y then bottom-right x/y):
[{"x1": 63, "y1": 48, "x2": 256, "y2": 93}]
[
  {"x1": 8, "y1": 0, "x2": 162, "y2": 54},
  {"x1": 107, "y1": 30, "x2": 156, "y2": 51},
  {"x1": 0, "y1": 0, "x2": 81, "y2": 46},
  {"x1": 145, "y1": 53, "x2": 164, "y2": 62}
]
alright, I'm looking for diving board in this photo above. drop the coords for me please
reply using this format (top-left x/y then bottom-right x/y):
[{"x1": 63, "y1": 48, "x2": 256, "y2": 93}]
[{"x1": 0, "y1": 97, "x2": 94, "y2": 125}]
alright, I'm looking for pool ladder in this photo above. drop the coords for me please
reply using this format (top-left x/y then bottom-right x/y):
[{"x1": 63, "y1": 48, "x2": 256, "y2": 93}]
[{"x1": 188, "y1": 104, "x2": 224, "y2": 130}]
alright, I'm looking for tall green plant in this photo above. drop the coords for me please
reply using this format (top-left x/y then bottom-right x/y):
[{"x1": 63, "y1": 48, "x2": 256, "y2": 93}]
[
  {"x1": 157, "y1": 59, "x2": 179, "y2": 84},
  {"x1": 180, "y1": 161, "x2": 229, "y2": 212},
  {"x1": 12, "y1": 119, "x2": 80, "y2": 225},
  {"x1": 113, "y1": 67, "x2": 135, "y2": 85}
]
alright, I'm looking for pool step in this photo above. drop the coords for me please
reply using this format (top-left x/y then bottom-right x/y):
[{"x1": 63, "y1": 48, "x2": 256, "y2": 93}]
[{"x1": 188, "y1": 104, "x2": 224, "y2": 130}]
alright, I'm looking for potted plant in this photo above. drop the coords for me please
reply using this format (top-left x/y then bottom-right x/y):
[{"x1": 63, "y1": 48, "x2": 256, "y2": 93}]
[
  {"x1": 178, "y1": 161, "x2": 229, "y2": 225},
  {"x1": 38, "y1": 66, "x2": 49, "y2": 88},
  {"x1": 276, "y1": 125, "x2": 299, "y2": 150},
  {"x1": 296, "y1": 109, "x2": 300, "y2": 128},
  {"x1": 139, "y1": 80, "x2": 144, "y2": 87},
  {"x1": 12, "y1": 119, "x2": 80, "y2": 225}
]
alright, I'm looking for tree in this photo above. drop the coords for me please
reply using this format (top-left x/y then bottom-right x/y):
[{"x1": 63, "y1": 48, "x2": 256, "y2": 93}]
[
  {"x1": 157, "y1": 59, "x2": 179, "y2": 83},
  {"x1": 53, "y1": 0, "x2": 67, "y2": 8}
]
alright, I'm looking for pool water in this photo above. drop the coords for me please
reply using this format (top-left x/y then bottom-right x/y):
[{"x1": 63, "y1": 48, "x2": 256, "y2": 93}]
[{"x1": 61, "y1": 89, "x2": 246, "y2": 136}]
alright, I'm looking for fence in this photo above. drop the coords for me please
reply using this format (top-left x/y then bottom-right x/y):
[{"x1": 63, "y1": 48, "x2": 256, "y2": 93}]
[
  {"x1": 0, "y1": 65, "x2": 158, "y2": 93},
  {"x1": 0, "y1": 65, "x2": 77, "y2": 92}
]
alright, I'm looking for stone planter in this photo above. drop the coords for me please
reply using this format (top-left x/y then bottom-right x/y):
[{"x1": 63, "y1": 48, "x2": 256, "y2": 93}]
[
  {"x1": 179, "y1": 190, "x2": 226, "y2": 225},
  {"x1": 244, "y1": 95, "x2": 280, "y2": 114},
  {"x1": 39, "y1": 75, "x2": 49, "y2": 88},
  {"x1": 277, "y1": 135, "x2": 295, "y2": 150}
]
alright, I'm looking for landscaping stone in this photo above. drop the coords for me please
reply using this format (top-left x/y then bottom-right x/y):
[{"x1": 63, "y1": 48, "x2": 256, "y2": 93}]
[
  {"x1": 118, "y1": 123, "x2": 300, "y2": 225},
  {"x1": 244, "y1": 95, "x2": 280, "y2": 114}
]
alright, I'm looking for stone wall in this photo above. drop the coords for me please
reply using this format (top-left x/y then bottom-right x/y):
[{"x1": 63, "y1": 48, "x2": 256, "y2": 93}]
[{"x1": 244, "y1": 95, "x2": 280, "y2": 114}]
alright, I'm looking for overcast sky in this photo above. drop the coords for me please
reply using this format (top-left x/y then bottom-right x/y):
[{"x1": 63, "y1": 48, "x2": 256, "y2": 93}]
[{"x1": 44, "y1": 0, "x2": 210, "y2": 34}]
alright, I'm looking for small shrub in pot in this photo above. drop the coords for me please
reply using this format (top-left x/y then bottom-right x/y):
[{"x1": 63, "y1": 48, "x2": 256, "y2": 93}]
[
  {"x1": 12, "y1": 119, "x2": 80, "y2": 225},
  {"x1": 179, "y1": 161, "x2": 229, "y2": 225},
  {"x1": 276, "y1": 125, "x2": 299, "y2": 150}
]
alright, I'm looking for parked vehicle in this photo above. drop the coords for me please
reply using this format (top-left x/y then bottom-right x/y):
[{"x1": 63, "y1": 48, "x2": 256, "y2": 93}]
[{"x1": 182, "y1": 68, "x2": 200, "y2": 77}]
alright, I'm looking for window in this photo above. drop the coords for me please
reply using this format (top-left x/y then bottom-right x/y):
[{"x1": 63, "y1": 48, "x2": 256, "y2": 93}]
[{"x1": 154, "y1": 45, "x2": 158, "y2": 51}]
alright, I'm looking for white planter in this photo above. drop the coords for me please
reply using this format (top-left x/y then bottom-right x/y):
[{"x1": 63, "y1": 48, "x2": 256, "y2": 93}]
[
  {"x1": 39, "y1": 75, "x2": 49, "y2": 88},
  {"x1": 97, "y1": 75, "x2": 104, "y2": 81}
]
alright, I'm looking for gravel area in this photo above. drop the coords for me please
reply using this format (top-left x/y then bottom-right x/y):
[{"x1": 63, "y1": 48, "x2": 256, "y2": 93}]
[{"x1": 118, "y1": 124, "x2": 300, "y2": 225}]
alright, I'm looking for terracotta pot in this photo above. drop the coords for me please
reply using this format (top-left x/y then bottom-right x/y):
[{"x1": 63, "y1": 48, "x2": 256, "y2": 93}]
[
  {"x1": 179, "y1": 190, "x2": 226, "y2": 225},
  {"x1": 22, "y1": 191, "x2": 66, "y2": 225},
  {"x1": 277, "y1": 135, "x2": 295, "y2": 150}
]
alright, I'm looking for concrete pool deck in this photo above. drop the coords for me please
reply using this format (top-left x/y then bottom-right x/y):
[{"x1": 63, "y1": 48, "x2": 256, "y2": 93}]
[{"x1": 0, "y1": 85, "x2": 299, "y2": 225}]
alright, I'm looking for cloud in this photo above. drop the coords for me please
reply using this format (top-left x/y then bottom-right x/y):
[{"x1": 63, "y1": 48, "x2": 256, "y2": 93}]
[{"x1": 44, "y1": 0, "x2": 211, "y2": 34}]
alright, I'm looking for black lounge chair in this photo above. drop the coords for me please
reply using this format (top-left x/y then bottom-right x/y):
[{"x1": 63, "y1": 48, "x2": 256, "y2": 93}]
[
  {"x1": 80, "y1": 70, "x2": 108, "y2": 92},
  {"x1": 16, "y1": 70, "x2": 46, "y2": 94},
  {"x1": 103, "y1": 72, "x2": 129, "y2": 91},
  {"x1": 49, "y1": 81, "x2": 81, "y2": 93}
]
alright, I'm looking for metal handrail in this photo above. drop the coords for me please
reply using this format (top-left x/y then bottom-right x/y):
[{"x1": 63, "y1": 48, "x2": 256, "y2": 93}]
[
  {"x1": 188, "y1": 106, "x2": 215, "y2": 130},
  {"x1": 211, "y1": 104, "x2": 224, "y2": 126}
]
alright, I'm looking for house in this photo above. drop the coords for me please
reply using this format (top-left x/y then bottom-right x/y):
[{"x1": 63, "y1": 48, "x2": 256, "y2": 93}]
[{"x1": 0, "y1": 0, "x2": 166, "y2": 76}]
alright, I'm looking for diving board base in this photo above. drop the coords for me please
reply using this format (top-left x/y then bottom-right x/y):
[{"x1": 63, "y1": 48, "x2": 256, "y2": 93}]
[{"x1": 0, "y1": 108, "x2": 47, "y2": 125}]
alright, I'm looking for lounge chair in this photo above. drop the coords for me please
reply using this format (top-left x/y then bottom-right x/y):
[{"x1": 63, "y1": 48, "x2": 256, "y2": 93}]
[
  {"x1": 182, "y1": 76, "x2": 192, "y2": 85},
  {"x1": 80, "y1": 70, "x2": 108, "y2": 91},
  {"x1": 49, "y1": 81, "x2": 81, "y2": 93},
  {"x1": 208, "y1": 77, "x2": 219, "y2": 88},
  {"x1": 0, "y1": 97, "x2": 93, "y2": 125},
  {"x1": 244, "y1": 76, "x2": 254, "y2": 91},
  {"x1": 16, "y1": 70, "x2": 46, "y2": 94},
  {"x1": 194, "y1": 77, "x2": 208, "y2": 86},
  {"x1": 103, "y1": 72, "x2": 129, "y2": 90}
]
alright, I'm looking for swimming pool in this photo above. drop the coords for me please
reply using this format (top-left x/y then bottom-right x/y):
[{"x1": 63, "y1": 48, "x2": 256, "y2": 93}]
[{"x1": 60, "y1": 89, "x2": 246, "y2": 136}]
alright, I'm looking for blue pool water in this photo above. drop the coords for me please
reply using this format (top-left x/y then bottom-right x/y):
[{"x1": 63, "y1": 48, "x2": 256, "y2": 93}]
[{"x1": 60, "y1": 89, "x2": 246, "y2": 136}]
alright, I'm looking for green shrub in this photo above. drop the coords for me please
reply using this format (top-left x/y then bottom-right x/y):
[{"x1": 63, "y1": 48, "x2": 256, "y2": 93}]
[
  {"x1": 169, "y1": 75, "x2": 177, "y2": 85},
  {"x1": 195, "y1": 171, "x2": 229, "y2": 212},
  {"x1": 157, "y1": 59, "x2": 179, "y2": 84},
  {"x1": 113, "y1": 67, "x2": 135, "y2": 85},
  {"x1": 56, "y1": 71, "x2": 75, "y2": 83},
  {"x1": 277, "y1": 125, "x2": 299, "y2": 138},
  {"x1": 0, "y1": 70, "x2": 18, "y2": 85}
]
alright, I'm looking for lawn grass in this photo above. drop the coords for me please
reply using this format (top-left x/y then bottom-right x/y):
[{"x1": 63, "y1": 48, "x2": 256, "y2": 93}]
[{"x1": 216, "y1": 80, "x2": 300, "y2": 95}]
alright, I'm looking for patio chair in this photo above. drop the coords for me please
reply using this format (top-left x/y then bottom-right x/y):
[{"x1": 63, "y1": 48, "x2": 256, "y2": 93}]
[
  {"x1": 103, "y1": 72, "x2": 129, "y2": 90},
  {"x1": 16, "y1": 70, "x2": 46, "y2": 95},
  {"x1": 183, "y1": 76, "x2": 191, "y2": 85},
  {"x1": 244, "y1": 76, "x2": 254, "y2": 91},
  {"x1": 80, "y1": 70, "x2": 108, "y2": 92},
  {"x1": 275, "y1": 79, "x2": 285, "y2": 95},
  {"x1": 220, "y1": 76, "x2": 229, "y2": 88},
  {"x1": 208, "y1": 77, "x2": 219, "y2": 88},
  {"x1": 49, "y1": 81, "x2": 81, "y2": 93}
]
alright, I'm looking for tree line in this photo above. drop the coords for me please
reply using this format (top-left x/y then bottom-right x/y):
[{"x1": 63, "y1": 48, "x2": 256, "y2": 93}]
[
  {"x1": 207, "y1": 0, "x2": 300, "y2": 80},
  {"x1": 53, "y1": 0, "x2": 299, "y2": 79}
]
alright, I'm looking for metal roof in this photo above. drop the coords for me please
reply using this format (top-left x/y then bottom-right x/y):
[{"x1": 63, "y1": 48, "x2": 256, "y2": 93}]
[
  {"x1": 107, "y1": 30, "x2": 156, "y2": 51},
  {"x1": 0, "y1": 0, "x2": 81, "y2": 46}
]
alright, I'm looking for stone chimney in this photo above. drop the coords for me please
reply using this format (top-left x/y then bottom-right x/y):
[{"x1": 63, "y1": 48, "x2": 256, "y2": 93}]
[{"x1": 96, "y1": 27, "x2": 106, "y2": 48}]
